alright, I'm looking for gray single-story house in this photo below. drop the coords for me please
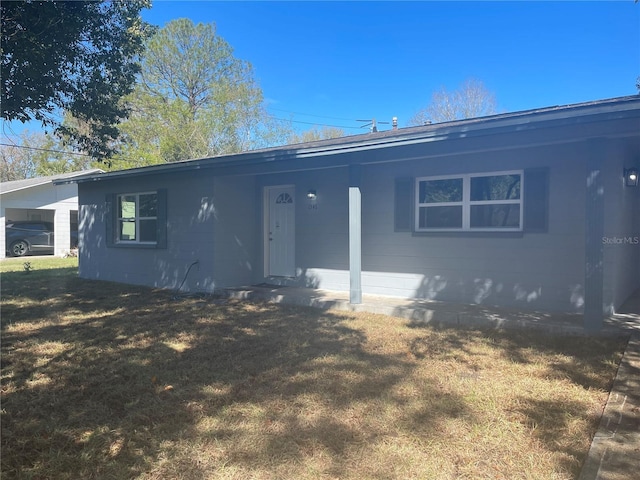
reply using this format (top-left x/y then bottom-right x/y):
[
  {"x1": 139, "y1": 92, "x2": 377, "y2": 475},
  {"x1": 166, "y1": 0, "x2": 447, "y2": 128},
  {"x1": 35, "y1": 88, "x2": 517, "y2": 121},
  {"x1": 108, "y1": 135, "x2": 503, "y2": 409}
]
[
  {"x1": 65, "y1": 96, "x2": 640, "y2": 331},
  {"x1": 1, "y1": 170, "x2": 102, "y2": 258}
]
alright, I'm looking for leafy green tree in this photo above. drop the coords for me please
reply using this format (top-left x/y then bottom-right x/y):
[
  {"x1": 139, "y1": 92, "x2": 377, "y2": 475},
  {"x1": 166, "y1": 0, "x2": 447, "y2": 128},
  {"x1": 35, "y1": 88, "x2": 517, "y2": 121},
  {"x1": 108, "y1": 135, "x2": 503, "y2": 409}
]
[
  {"x1": 288, "y1": 126, "x2": 345, "y2": 145},
  {"x1": 410, "y1": 78, "x2": 497, "y2": 125},
  {"x1": 115, "y1": 18, "x2": 289, "y2": 168},
  {"x1": 1, "y1": 0, "x2": 152, "y2": 159},
  {"x1": 32, "y1": 137, "x2": 98, "y2": 177}
]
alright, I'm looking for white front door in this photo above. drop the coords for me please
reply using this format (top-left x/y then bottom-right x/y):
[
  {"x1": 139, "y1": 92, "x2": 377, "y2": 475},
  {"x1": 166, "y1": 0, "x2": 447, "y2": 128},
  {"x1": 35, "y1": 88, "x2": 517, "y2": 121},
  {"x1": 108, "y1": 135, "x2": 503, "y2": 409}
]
[{"x1": 267, "y1": 186, "x2": 295, "y2": 277}]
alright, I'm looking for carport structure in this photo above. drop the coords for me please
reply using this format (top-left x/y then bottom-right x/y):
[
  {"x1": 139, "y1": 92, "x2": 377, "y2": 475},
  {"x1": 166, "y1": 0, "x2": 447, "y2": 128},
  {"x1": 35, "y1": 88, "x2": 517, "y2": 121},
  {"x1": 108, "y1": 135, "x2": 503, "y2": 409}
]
[{"x1": 0, "y1": 170, "x2": 102, "y2": 258}]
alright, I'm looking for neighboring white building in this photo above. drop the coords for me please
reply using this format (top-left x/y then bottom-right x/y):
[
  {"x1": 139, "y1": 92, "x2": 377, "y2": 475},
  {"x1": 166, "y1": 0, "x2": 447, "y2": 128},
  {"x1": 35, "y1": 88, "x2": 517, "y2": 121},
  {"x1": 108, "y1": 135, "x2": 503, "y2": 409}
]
[{"x1": 1, "y1": 170, "x2": 102, "y2": 258}]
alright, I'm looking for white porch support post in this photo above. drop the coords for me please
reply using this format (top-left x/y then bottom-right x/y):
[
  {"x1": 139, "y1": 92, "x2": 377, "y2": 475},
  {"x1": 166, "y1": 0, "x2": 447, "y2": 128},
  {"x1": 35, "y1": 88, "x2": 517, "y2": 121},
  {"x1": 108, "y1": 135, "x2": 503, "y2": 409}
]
[
  {"x1": 349, "y1": 164, "x2": 362, "y2": 304},
  {"x1": 0, "y1": 205, "x2": 6, "y2": 259},
  {"x1": 54, "y1": 208, "x2": 71, "y2": 257},
  {"x1": 584, "y1": 139, "x2": 606, "y2": 333}
]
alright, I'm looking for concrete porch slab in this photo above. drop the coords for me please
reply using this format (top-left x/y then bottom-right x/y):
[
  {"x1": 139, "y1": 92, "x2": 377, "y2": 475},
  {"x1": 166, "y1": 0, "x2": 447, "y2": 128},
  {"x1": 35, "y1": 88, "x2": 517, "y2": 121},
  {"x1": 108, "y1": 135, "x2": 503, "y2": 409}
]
[{"x1": 218, "y1": 285, "x2": 639, "y2": 336}]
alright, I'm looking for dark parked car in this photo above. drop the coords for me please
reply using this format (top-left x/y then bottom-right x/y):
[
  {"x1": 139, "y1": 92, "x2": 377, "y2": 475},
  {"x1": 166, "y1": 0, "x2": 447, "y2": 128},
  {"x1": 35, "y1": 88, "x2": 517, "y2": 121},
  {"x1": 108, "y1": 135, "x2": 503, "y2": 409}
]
[{"x1": 5, "y1": 221, "x2": 55, "y2": 257}]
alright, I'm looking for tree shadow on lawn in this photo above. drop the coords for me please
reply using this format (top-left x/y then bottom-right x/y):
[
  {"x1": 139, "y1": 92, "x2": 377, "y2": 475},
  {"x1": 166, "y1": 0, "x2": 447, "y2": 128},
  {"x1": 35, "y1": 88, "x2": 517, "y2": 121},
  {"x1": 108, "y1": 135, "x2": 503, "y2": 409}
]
[
  {"x1": 1, "y1": 273, "x2": 473, "y2": 479},
  {"x1": 514, "y1": 396, "x2": 600, "y2": 475},
  {"x1": 408, "y1": 322, "x2": 627, "y2": 391},
  {"x1": 405, "y1": 323, "x2": 627, "y2": 478}
]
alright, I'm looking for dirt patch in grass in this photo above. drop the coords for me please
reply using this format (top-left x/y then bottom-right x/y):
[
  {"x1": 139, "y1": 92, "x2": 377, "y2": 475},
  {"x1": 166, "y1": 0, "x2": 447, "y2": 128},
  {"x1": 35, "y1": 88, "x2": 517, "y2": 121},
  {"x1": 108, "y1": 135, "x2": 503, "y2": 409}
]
[{"x1": 1, "y1": 258, "x2": 627, "y2": 479}]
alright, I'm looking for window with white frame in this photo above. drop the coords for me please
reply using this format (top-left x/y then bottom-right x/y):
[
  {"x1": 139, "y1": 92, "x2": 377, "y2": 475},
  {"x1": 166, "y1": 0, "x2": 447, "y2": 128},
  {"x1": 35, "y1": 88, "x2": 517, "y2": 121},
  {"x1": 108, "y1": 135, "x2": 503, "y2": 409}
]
[
  {"x1": 415, "y1": 171, "x2": 523, "y2": 231},
  {"x1": 117, "y1": 192, "x2": 158, "y2": 243}
]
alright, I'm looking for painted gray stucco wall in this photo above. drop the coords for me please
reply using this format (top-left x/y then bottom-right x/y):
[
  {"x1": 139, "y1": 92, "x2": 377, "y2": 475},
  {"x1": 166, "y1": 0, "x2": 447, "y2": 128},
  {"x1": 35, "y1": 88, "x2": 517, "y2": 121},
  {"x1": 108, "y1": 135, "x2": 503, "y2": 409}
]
[
  {"x1": 602, "y1": 141, "x2": 640, "y2": 313},
  {"x1": 76, "y1": 124, "x2": 638, "y2": 315},
  {"x1": 360, "y1": 144, "x2": 585, "y2": 312},
  {"x1": 80, "y1": 172, "x2": 211, "y2": 290},
  {"x1": 256, "y1": 142, "x2": 590, "y2": 312},
  {"x1": 78, "y1": 170, "x2": 257, "y2": 292},
  {"x1": 212, "y1": 175, "x2": 258, "y2": 288}
]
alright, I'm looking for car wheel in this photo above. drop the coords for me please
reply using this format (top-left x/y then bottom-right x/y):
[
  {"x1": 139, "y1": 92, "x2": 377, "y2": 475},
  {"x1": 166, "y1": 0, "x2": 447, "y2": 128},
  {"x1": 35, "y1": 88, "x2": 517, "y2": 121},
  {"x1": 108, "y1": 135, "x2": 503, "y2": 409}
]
[{"x1": 10, "y1": 240, "x2": 29, "y2": 257}]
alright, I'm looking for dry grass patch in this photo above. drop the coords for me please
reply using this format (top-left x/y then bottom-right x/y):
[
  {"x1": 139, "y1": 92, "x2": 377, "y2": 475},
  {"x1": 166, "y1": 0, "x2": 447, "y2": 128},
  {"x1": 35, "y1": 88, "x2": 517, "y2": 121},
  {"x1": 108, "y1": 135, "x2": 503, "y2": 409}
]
[{"x1": 1, "y1": 258, "x2": 627, "y2": 479}]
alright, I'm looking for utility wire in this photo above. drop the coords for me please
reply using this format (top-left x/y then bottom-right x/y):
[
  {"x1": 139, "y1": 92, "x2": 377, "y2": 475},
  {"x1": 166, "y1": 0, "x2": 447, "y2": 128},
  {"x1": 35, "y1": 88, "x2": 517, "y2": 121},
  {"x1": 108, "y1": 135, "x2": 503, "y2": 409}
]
[
  {"x1": 0, "y1": 142, "x2": 92, "y2": 157},
  {"x1": 1, "y1": 122, "x2": 19, "y2": 146},
  {"x1": 1, "y1": 111, "x2": 376, "y2": 157},
  {"x1": 267, "y1": 107, "x2": 358, "y2": 123},
  {"x1": 268, "y1": 115, "x2": 362, "y2": 130},
  {"x1": 267, "y1": 107, "x2": 398, "y2": 132}
]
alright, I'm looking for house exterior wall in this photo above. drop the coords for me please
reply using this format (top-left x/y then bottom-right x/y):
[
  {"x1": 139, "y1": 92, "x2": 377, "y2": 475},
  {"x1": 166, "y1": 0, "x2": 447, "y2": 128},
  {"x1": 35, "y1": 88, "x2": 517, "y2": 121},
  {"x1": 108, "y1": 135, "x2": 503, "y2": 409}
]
[
  {"x1": 75, "y1": 139, "x2": 636, "y2": 314},
  {"x1": 73, "y1": 100, "x2": 640, "y2": 316},
  {"x1": 602, "y1": 141, "x2": 640, "y2": 313},
  {"x1": 79, "y1": 175, "x2": 215, "y2": 291},
  {"x1": 1, "y1": 182, "x2": 79, "y2": 258},
  {"x1": 78, "y1": 171, "x2": 258, "y2": 292},
  {"x1": 255, "y1": 143, "x2": 588, "y2": 312},
  {"x1": 360, "y1": 145, "x2": 585, "y2": 312},
  {"x1": 212, "y1": 175, "x2": 259, "y2": 288}
]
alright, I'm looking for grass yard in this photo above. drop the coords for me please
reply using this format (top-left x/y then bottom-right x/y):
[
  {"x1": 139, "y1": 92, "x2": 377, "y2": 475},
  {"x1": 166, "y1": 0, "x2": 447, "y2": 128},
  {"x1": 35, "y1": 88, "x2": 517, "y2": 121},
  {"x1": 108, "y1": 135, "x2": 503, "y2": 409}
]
[{"x1": 0, "y1": 257, "x2": 628, "y2": 479}]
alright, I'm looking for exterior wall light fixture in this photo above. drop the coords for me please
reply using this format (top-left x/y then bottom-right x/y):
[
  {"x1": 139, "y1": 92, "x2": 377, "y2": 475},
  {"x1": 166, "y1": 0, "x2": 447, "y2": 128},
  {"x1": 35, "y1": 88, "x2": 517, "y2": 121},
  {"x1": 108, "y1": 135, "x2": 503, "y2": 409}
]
[
  {"x1": 307, "y1": 189, "x2": 317, "y2": 199},
  {"x1": 623, "y1": 168, "x2": 639, "y2": 187}
]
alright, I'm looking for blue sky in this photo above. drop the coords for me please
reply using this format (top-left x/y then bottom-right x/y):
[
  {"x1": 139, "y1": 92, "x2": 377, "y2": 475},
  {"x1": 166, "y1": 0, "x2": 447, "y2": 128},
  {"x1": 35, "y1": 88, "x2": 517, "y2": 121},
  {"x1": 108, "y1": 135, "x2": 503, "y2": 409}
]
[
  {"x1": 3, "y1": 0, "x2": 639, "y2": 140},
  {"x1": 141, "y1": 0, "x2": 640, "y2": 133}
]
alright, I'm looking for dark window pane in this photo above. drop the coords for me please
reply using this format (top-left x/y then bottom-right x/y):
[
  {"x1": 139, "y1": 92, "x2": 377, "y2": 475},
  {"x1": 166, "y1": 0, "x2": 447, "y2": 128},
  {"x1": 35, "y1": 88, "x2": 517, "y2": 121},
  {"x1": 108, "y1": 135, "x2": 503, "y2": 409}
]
[
  {"x1": 419, "y1": 206, "x2": 463, "y2": 229},
  {"x1": 471, "y1": 175, "x2": 521, "y2": 201},
  {"x1": 419, "y1": 178, "x2": 463, "y2": 203},
  {"x1": 139, "y1": 219, "x2": 157, "y2": 242},
  {"x1": 470, "y1": 204, "x2": 521, "y2": 228},
  {"x1": 139, "y1": 194, "x2": 158, "y2": 217},
  {"x1": 119, "y1": 196, "x2": 136, "y2": 218},
  {"x1": 119, "y1": 219, "x2": 136, "y2": 240}
]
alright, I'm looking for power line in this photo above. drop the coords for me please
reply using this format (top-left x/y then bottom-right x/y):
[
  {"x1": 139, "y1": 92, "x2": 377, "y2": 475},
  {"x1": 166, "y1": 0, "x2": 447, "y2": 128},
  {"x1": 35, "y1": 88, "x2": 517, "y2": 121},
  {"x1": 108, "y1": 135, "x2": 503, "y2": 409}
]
[
  {"x1": 1, "y1": 113, "x2": 383, "y2": 157},
  {"x1": 1, "y1": 122, "x2": 19, "y2": 146},
  {"x1": 0, "y1": 142, "x2": 92, "y2": 157},
  {"x1": 267, "y1": 108, "x2": 397, "y2": 132},
  {"x1": 268, "y1": 115, "x2": 362, "y2": 130},
  {"x1": 267, "y1": 107, "x2": 358, "y2": 123}
]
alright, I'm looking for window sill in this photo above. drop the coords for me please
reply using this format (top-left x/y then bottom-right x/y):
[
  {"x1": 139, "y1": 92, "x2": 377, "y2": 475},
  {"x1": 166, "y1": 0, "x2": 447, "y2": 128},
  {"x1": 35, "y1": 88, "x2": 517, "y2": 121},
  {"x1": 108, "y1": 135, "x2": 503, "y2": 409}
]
[
  {"x1": 411, "y1": 230, "x2": 525, "y2": 238},
  {"x1": 111, "y1": 242, "x2": 160, "y2": 249}
]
